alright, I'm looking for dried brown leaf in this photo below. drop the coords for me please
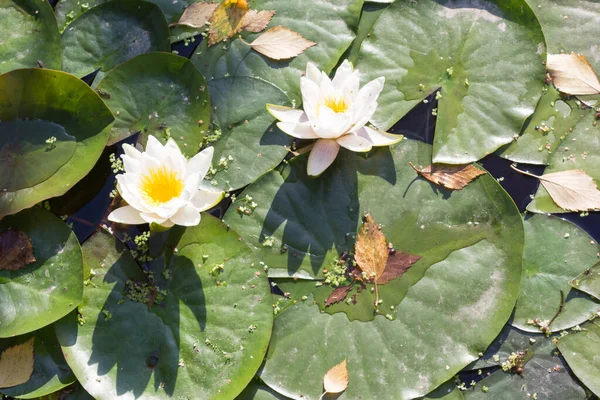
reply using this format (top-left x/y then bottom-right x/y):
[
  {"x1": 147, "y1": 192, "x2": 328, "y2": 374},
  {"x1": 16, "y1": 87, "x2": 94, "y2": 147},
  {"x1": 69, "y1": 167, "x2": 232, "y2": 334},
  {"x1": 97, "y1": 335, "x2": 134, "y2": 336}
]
[
  {"x1": 324, "y1": 285, "x2": 353, "y2": 307},
  {"x1": 512, "y1": 165, "x2": 600, "y2": 212},
  {"x1": 247, "y1": 26, "x2": 316, "y2": 60},
  {"x1": 354, "y1": 214, "x2": 388, "y2": 283},
  {"x1": 173, "y1": 2, "x2": 218, "y2": 28},
  {"x1": 410, "y1": 162, "x2": 486, "y2": 190},
  {"x1": 208, "y1": 1, "x2": 248, "y2": 46},
  {"x1": 547, "y1": 53, "x2": 600, "y2": 95},
  {"x1": 0, "y1": 231, "x2": 36, "y2": 271},
  {"x1": 0, "y1": 338, "x2": 35, "y2": 388},
  {"x1": 322, "y1": 359, "x2": 349, "y2": 395},
  {"x1": 240, "y1": 9, "x2": 275, "y2": 33},
  {"x1": 378, "y1": 252, "x2": 422, "y2": 285}
]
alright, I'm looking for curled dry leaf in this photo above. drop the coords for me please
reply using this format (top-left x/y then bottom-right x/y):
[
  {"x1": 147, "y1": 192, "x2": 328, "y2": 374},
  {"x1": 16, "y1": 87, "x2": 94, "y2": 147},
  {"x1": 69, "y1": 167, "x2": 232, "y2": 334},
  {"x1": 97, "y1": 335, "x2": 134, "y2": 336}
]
[
  {"x1": 0, "y1": 230, "x2": 36, "y2": 271},
  {"x1": 0, "y1": 337, "x2": 35, "y2": 388},
  {"x1": 324, "y1": 284, "x2": 354, "y2": 307},
  {"x1": 246, "y1": 26, "x2": 316, "y2": 60},
  {"x1": 173, "y1": 2, "x2": 218, "y2": 28},
  {"x1": 322, "y1": 359, "x2": 349, "y2": 397},
  {"x1": 240, "y1": 9, "x2": 276, "y2": 33},
  {"x1": 208, "y1": 0, "x2": 248, "y2": 46},
  {"x1": 512, "y1": 165, "x2": 600, "y2": 212},
  {"x1": 547, "y1": 53, "x2": 600, "y2": 95},
  {"x1": 378, "y1": 252, "x2": 422, "y2": 285},
  {"x1": 409, "y1": 162, "x2": 486, "y2": 190}
]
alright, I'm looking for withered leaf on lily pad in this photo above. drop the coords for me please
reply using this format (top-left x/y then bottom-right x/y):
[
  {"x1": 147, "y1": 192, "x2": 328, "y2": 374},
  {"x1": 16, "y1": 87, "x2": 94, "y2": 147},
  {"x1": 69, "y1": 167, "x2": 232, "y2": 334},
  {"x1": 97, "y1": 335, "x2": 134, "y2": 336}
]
[
  {"x1": 173, "y1": 2, "x2": 218, "y2": 28},
  {"x1": 208, "y1": 0, "x2": 248, "y2": 46},
  {"x1": 240, "y1": 9, "x2": 276, "y2": 33},
  {"x1": 324, "y1": 284, "x2": 354, "y2": 307},
  {"x1": 246, "y1": 26, "x2": 316, "y2": 60},
  {"x1": 0, "y1": 337, "x2": 34, "y2": 388},
  {"x1": 0, "y1": 230, "x2": 36, "y2": 271},
  {"x1": 322, "y1": 359, "x2": 349, "y2": 397},
  {"x1": 378, "y1": 252, "x2": 422, "y2": 285},
  {"x1": 409, "y1": 162, "x2": 486, "y2": 190},
  {"x1": 547, "y1": 53, "x2": 600, "y2": 95}
]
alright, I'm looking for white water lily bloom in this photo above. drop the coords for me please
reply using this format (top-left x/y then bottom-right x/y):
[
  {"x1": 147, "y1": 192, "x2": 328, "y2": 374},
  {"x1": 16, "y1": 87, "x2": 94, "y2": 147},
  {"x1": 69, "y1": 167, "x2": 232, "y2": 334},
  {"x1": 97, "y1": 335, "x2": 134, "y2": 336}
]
[
  {"x1": 266, "y1": 60, "x2": 402, "y2": 176},
  {"x1": 108, "y1": 136, "x2": 224, "y2": 228}
]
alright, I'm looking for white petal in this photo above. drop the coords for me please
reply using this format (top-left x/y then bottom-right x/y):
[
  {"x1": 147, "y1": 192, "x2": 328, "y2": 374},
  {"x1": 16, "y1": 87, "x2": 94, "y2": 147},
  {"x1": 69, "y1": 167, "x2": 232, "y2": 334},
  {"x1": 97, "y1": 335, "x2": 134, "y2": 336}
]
[
  {"x1": 266, "y1": 104, "x2": 307, "y2": 123},
  {"x1": 153, "y1": 202, "x2": 184, "y2": 219},
  {"x1": 355, "y1": 126, "x2": 403, "y2": 147},
  {"x1": 332, "y1": 60, "x2": 354, "y2": 91},
  {"x1": 182, "y1": 172, "x2": 201, "y2": 200},
  {"x1": 108, "y1": 206, "x2": 146, "y2": 225},
  {"x1": 277, "y1": 121, "x2": 320, "y2": 139},
  {"x1": 164, "y1": 139, "x2": 187, "y2": 175},
  {"x1": 116, "y1": 174, "x2": 150, "y2": 213},
  {"x1": 187, "y1": 147, "x2": 214, "y2": 180},
  {"x1": 300, "y1": 77, "x2": 321, "y2": 122},
  {"x1": 336, "y1": 134, "x2": 373, "y2": 152},
  {"x1": 121, "y1": 154, "x2": 142, "y2": 175},
  {"x1": 191, "y1": 189, "x2": 224, "y2": 211},
  {"x1": 318, "y1": 71, "x2": 336, "y2": 100},
  {"x1": 306, "y1": 62, "x2": 322, "y2": 85},
  {"x1": 313, "y1": 106, "x2": 352, "y2": 139},
  {"x1": 140, "y1": 212, "x2": 168, "y2": 225},
  {"x1": 307, "y1": 139, "x2": 340, "y2": 176},
  {"x1": 339, "y1": 72, "x2": 360, "y2": 100},
  {"x1": 122, "y1": 143, "x2": 143, "y2": 161},
  {"x1": 139, "y1": 152, "x2": 161, "y2": 173},
  {"x1": 169, "y1": 205, "x2": 201, "y2": 226},
  {"x1": 350, "y1": 77, "x2": 385, "y2": 129},
  {"x1": 145, "y1": 135, "x2": 164, "y2": 160}
]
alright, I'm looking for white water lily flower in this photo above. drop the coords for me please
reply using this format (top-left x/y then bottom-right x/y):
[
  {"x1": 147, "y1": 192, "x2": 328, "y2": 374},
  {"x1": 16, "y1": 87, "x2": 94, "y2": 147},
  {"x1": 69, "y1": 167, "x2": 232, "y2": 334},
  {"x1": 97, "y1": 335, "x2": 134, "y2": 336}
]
[
  {"x1": 266, "y1": 60, "x2": 402, "y2": 176},
  {"x1": 108, "y1": 135, "x2": 224, "y2": 228}
]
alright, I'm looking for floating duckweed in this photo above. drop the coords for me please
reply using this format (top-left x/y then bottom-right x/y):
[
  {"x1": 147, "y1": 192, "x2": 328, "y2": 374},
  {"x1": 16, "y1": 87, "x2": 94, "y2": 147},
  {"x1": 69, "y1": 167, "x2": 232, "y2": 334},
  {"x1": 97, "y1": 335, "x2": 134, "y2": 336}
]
[
  {"x1": 248, "y1": 324, "x2": 257, "y2": 333},
  {"x1": 237, "y1": 194, "x2": 259, "y2": 216},
  {"x1": 431, "y1": 108, "x2": 438, "y2": 116},
  {"x1": 323, "y1": 258, "x2": 349, "y2": 287},
  {"x1": 109, "y1": 153, "x2": 124, "y2": 173},
  {"x1": 435, "y1": 91, "x2": 443, "y2": 100},
  {"x1": 210, "y1": 263, "x2": 225, "y2": 276},
  {"x1": 262, "y1": 236, "x2": 275, "y2": 247},
  {"x1": 101, "y1": 309, "x2": 112, "y2": 321},
  {"x1": 446, "y1": 67, "x2": 454, "y2": 76},
  {"x1": 482, "y1": 386, "x2": 489, "y2": 393}
]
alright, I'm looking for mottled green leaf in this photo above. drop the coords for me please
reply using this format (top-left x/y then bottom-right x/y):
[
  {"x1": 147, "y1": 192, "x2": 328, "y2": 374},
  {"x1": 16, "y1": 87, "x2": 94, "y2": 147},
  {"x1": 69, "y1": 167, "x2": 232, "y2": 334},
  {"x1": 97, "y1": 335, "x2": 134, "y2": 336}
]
[{"x1": 557, "y1": 320, "x2": 600, "y2": 397}]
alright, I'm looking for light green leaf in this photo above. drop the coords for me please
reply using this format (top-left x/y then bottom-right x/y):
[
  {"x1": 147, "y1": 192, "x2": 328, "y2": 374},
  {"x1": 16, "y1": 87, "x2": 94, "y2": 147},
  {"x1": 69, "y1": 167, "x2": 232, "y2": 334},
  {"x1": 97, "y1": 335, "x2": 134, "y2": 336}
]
[
  {"x1": 95, "y1": 52, "x2": 210, "y2": 156},
  {"x1": 61, "y1": 0, "x2": 170, "y2": 77},
  {"x1": 0, "y1": 0, "x2": 61, "y2": 74},
  {"x1": 512, "y1": 214, "x2": 600, "y2": 333},
  {"x1": 0, "y1": 68, "x2": 114, "y2": 218},
  {"x1": 354, "y1": 0, "x2": 546, "y2": 164},
  {"x1": 0, "y1": 207, "x2": 83, "y2": 338},
  {"x1": 571, "y1": 261, "x2": 600, "y2": 301},
  {"x1": 55, "y1": 215, "x2": 273, "y2": 399}
]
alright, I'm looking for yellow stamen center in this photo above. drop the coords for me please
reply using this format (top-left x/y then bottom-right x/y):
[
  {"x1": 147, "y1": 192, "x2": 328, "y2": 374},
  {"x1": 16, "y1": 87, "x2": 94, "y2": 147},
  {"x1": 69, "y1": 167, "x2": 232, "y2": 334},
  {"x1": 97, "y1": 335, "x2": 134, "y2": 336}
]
[
  {"x1": 323, "y1": 96, "x2": 349, "y2": 113},
  {"x1": 139, "y1": 166, "x2": 184, "y2": 205}
]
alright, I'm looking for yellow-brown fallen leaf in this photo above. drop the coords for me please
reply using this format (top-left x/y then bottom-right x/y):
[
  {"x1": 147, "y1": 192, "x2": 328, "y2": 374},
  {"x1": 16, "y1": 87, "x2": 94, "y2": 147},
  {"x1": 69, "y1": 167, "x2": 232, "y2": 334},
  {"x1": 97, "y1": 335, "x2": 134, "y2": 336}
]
[
  {"x1": 0, "y1": 338, "x2": 35, "y2": 388},
  {"x1": 511, "y1": 165, "x2": 600, "y2": 212},
  {"x1": 0, "y1": 230, "x2": 36, "y2": 271},
  {"x1": 409, "y1": 162, "x2": 486, "y2": 190},
  {"x1": 547, "y1": 53, "x2": 600, "y2": 95},
  {"x1": 208, "y1": 0, "x2": 248, "y2": 46},
  {"x1": 172, "y1": 2, "x2": 218, "y2": 28},
  {"x1": 245, "y1": 26, "x2": 316, "y2": 60},
  {"x1": 320, "y1": 359, "x2": 348, "y2": 399},
  {"x1": 240, "y1": 9, "x2": 275, "y2": 33}
]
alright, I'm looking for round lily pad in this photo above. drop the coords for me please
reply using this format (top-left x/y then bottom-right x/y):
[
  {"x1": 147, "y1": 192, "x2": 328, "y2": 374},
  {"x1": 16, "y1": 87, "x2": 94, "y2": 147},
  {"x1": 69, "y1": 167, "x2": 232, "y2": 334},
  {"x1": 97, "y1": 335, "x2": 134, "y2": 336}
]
[
  {"x1": 55, "y1": 215, "x2": 273, "y2": 400},
  {"x1": 0, "y1": 0, "x2": 61, "y2": 74},
  {"x1": 0, "y1": 326, "x2": 75, "y2": 399},
  {"x1": 354, "y1": 0, "x2": 546, "y2": 164},
  {"x1": 526, "y1": 111, "x2": 600, "y2": 214},
  {"x1": 191, "y1": 0, "x2": 362, "y2": 105},
  {"x1": 95, "y1": 52, "x2": 210, "y2": 156},
  {"x1": 557, "y1": 320, "x2": 600, "y2": 398},
  {"x1": 0, "y1": 207, "x2": 83, "y2": 338},
  {"x1": 0, "y1": 68, "x2": 114, "y2": 218},
  {"x1": 512, "y1": 214, "x2": 600, "y2": 333},
  {"x1": 464, "y1": 325, "x2": 587, "y2": 400},
  {"x1": 224, "y1": 139, "x2": 524, "y2": 398},
  {"x1": 61, "y1": 0, "x2": 170, "y2": 77},
  {"x1": 205, "y1": 77, "x2": 292, "y2": 191}
]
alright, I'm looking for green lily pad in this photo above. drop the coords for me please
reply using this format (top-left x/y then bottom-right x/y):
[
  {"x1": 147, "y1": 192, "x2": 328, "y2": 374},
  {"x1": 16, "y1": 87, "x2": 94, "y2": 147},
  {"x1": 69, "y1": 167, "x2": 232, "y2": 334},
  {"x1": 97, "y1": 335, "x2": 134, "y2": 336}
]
[
  {"x1": 0, "y1": 326, "x2": 75, "y2": 399},
  {"x1": 527, "y1": 0, "x2": 600, "y2": 73},
  {"x1": 61, "y1": 0, "x2": 170, "y2": 77},
  {"x1": 556, "y1": 320, "x2": 600, "y2": 398},
  {"x1": 571, "y1": 261, "x2": 600, "y2": 301},
  {"x1": 204, "y1": 77, "x2": 292, "y2": 191},
  {"x1": 0, "y1": 68, "x2": 114, "y2": 218},
  {"x1": 499, "y1": 86, "x2": 593, "y2": 165},
  {"x1": 0, "y1": 207, "x2": 83, "y2": 338},
  {"x1": 345, "y1": 2, "x2": 389, "y2": 64},
  {"x1": 464, "y1": 326, "x2": 587, "y2": 400},
  {"x1": 224, "y1": 139, "x2": 524, "y2": 398},
  {"x1": 191, "y1": 0, "x2": 362, "y2": 105},
  {"x1": 354, "y1": 0, "x2": 546, "y2": 164},
  {"x1": 95, "y1": 52, "x2": 210, "y2": 156},
  {"x1": 512, "y1": 214, "x2": 600, "y2": 333},
  {"x1": 236, "y1": 382, "x2": 290, "y2": 400},
  {"x1": 0, "y1": 0, "x2": 61, "y2": 74},
  {"x1": 526, "y1": 111, "x2": 600, "y2": 214},
  {"x1": 55, "y1": 215, "x2": 273, "y2": 400}
]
